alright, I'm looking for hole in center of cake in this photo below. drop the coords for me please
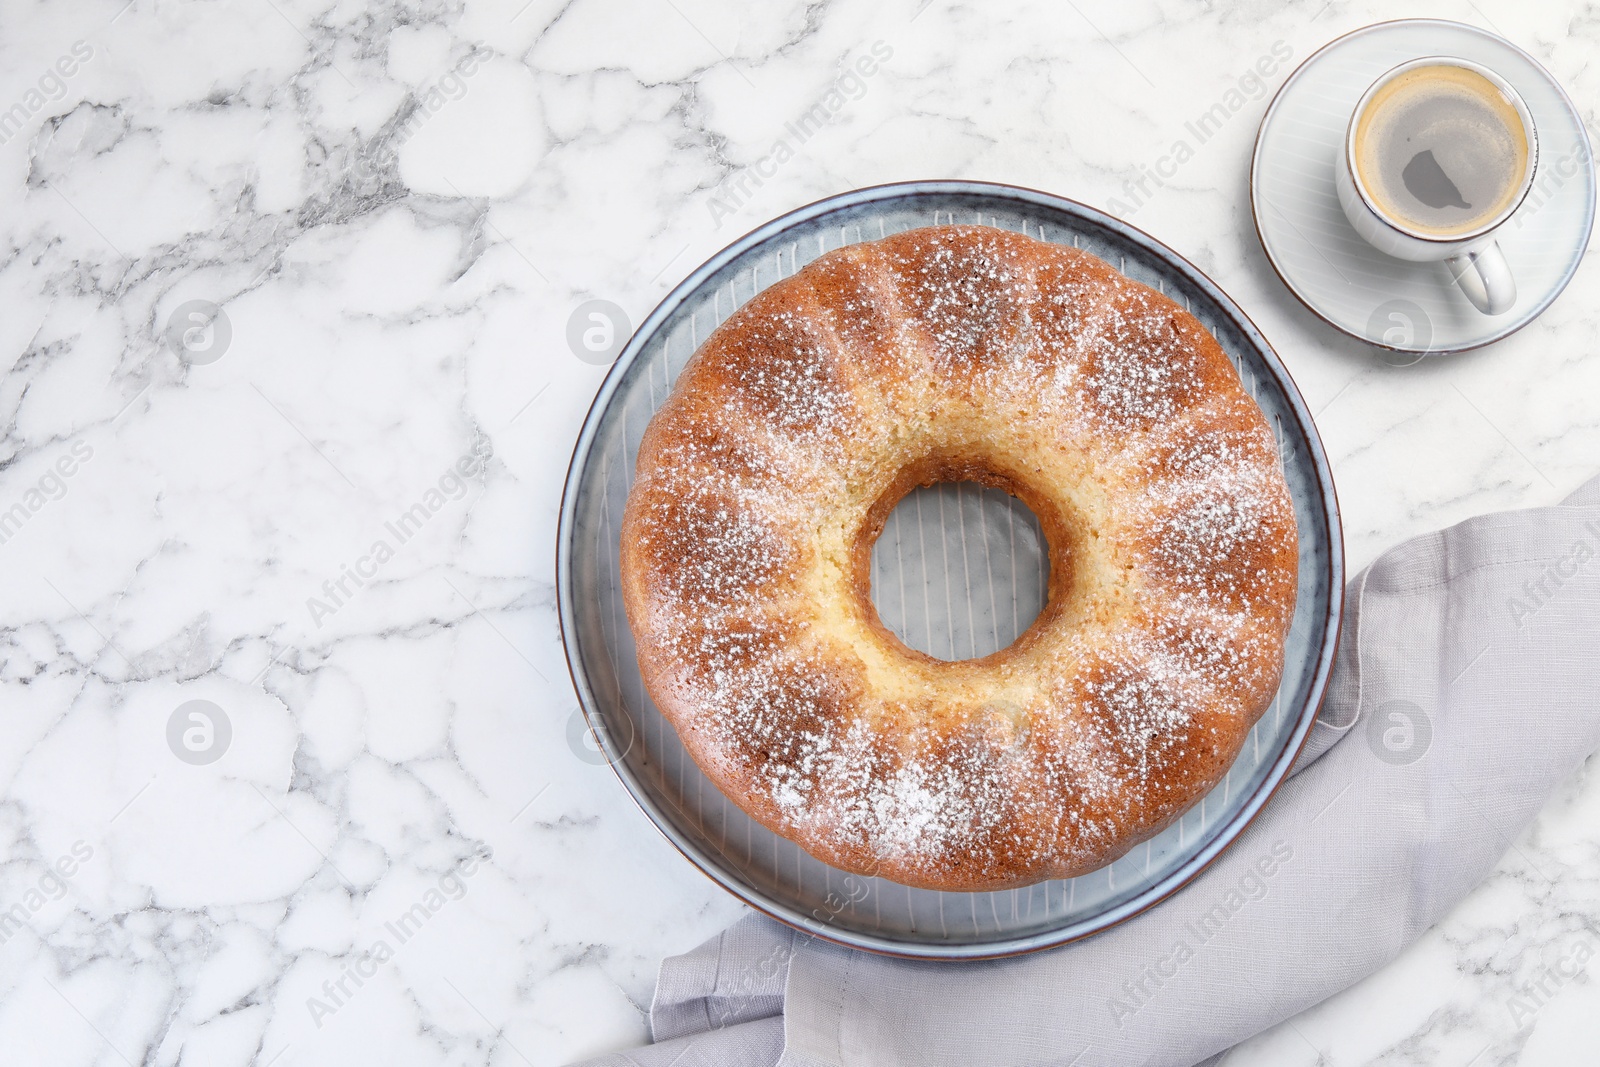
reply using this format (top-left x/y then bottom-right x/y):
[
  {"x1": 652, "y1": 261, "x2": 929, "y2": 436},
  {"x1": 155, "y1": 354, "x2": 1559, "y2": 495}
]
[{"x1": 868, "y1": 481, "x2": 1050, "y2": 662}]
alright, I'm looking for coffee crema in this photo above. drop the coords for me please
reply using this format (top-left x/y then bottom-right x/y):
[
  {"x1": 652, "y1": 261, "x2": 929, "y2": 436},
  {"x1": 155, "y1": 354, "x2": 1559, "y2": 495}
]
[{"x1": 1353, "y1": 63, "x2": 1529, "y2": 237}]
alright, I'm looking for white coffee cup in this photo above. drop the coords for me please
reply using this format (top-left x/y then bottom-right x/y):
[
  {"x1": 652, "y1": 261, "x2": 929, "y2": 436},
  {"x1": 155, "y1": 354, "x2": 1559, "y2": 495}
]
[{"x1": 1335, "y1": 56, "x2": 1539, "y2": 316}]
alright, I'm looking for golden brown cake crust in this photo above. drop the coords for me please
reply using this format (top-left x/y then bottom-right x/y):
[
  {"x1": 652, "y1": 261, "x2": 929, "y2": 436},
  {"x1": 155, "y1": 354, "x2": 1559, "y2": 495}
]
[{"x1": 619, "y1": 226, "x2": 1299, "y2": 892}]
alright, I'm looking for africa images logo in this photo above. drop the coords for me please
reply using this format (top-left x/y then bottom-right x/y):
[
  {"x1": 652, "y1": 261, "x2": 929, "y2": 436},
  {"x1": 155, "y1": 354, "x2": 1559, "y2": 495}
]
[
  {"x1": 304, "y1": 848, "x2": 491, "y2": 1028},
  {"x1": 1107, "y1": 840, "x2": 1294, "y2": 1026},
  {"x1": 1106, "y1": 41, "x2": 1293, "y2": 218}
]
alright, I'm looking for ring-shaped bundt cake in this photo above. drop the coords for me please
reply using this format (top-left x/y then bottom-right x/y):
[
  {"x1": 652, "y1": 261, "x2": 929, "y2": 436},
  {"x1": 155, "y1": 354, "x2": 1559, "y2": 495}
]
[{"x1": 620, "y1": 225, "x2": 1298, "y2": 891}]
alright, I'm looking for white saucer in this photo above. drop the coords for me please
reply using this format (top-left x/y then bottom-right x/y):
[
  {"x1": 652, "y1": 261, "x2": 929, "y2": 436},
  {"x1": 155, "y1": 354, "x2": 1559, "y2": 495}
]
[{"x1": 1250, "y1": 19, "x2": 1595, "y2": 354}]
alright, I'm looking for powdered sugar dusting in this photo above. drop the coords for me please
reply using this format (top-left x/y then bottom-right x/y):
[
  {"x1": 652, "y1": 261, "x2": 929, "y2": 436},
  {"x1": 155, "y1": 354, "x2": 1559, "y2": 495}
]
[
  {"x1": 883, "y1": 228, "x2": 1032, "y2": 369},
  {"x1": 621, "y1": 224, "x2": 1298, "y2": 888},
  {"x1": 705, "y1": 297, "x2": 860, "y2": 443}
]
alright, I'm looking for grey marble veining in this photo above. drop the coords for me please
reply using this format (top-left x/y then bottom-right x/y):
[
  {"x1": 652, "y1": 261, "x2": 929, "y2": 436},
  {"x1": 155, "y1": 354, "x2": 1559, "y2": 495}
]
[{"x1": 0, "y1": 0, "x2": 1594, "y2": 1064}]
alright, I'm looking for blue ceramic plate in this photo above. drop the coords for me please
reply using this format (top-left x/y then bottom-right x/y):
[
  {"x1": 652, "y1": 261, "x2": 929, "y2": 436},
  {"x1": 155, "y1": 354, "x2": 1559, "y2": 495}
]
[{"x1": 556, "y1": 181, "x2": 1344, "y2": 959}]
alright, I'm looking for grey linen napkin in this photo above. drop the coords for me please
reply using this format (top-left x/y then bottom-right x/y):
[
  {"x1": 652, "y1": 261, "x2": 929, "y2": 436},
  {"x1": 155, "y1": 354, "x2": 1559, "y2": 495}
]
[{"x1": 575, "y1": 475, "x2": 1600, "y2": 1067}]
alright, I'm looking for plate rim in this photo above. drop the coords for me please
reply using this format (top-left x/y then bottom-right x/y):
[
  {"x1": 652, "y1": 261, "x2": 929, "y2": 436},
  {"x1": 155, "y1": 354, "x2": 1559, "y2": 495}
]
[
  {"x1": 555, "y1": 178, "x2": 1347, "y2": 959},
  {"x1": 1248, "y1": 17, "x2": 1597, "y2": 356}
]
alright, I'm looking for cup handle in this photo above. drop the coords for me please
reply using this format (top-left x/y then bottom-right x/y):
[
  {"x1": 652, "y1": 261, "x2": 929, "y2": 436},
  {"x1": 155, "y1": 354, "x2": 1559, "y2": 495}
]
[{"x1": 1446, "y1": 242, "x2": 1517, "y2": 315}]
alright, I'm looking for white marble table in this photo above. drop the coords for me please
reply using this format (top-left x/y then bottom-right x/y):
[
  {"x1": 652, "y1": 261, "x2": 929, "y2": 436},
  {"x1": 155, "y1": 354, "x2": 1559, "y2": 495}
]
[{"x1": 0, "y1": 1, "x2": 1594, "y2": 1064}]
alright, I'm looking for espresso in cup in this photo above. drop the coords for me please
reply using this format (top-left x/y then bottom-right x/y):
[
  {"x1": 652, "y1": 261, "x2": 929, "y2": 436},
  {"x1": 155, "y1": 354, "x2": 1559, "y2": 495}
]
[{"x1": 1352, "y1": 63, "x2": 1530, "y2": 237}]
